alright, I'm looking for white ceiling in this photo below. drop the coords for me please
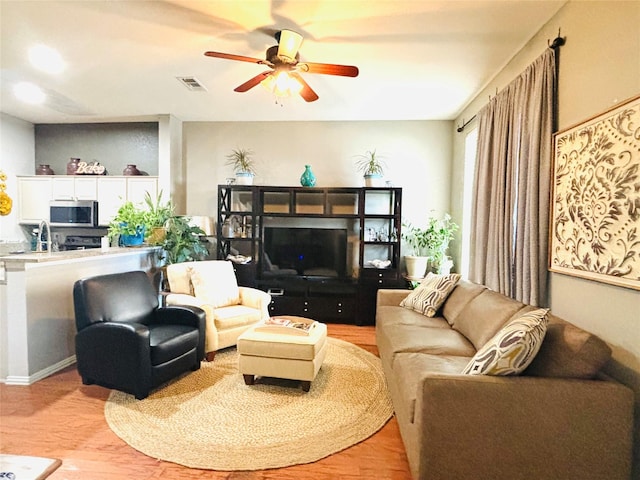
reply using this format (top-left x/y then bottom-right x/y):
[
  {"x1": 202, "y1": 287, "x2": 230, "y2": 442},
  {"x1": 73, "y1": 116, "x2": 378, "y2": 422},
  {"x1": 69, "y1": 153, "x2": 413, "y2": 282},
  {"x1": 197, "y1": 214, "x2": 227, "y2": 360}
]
[{"x1": 0, "y1": 0, "x2": 566, "y2": 124}]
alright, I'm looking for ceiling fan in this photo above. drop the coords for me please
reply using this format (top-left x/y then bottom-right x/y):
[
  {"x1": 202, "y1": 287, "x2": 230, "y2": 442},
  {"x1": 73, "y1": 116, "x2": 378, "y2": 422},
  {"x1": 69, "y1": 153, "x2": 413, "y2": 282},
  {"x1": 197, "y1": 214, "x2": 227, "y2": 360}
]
[{"x1": 204, "y1": 30, "x2": 359, "y2": 102}]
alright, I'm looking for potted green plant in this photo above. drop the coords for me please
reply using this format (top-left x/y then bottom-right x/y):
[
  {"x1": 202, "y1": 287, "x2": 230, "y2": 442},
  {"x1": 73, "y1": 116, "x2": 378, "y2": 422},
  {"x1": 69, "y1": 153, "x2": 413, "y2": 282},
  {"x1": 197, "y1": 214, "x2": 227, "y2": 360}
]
[
  {"x1": 402, "y1": 213, "x2": 459, "y2": 278},
  {"x1": 144, "y1": 190, "x2": 173, "y2": 245},
  {"x1": 355, "y1": 149, "x2": 386, "y2": 187},
  {"x1": 226, "y1": 148, "x2": 256, "y2": 185},
  {"x1": 107, "y1": 200, "x2": 148, "y2": 246},
  {"x1": 161, "y1": 215, "x2": 209, "y2": 265}
]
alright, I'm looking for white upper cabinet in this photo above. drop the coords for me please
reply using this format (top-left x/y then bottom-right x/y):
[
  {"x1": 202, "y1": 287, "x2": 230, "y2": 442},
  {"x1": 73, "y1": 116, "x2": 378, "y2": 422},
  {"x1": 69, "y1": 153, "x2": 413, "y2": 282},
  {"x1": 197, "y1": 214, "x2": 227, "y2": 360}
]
[
  {"x1": 18, "y1": 176, "x2": 157, "y2": 225},
  {"x1": 17, "y1": 177, "x2": 53, "y2": 224}
]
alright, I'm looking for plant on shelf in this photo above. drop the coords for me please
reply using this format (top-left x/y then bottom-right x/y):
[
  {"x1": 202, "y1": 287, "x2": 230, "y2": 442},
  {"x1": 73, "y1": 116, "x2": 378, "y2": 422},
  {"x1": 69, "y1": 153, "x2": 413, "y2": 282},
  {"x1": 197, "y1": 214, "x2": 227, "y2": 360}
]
[
  {"x1": 107, "y1": 200, "x2": 148, "y2": 246},
  {"x1": 355, "y1": 149, "x2": 386, "y2": 187},
  {"x1": 226, "y1": 148, "x2": 256, "y2": 185},
  {"x1": 161, "y1": 215, "x2": 209, "y2": 265},
  {"x1": 402, "y1": 213, "x2": 459, "y2": 278}
]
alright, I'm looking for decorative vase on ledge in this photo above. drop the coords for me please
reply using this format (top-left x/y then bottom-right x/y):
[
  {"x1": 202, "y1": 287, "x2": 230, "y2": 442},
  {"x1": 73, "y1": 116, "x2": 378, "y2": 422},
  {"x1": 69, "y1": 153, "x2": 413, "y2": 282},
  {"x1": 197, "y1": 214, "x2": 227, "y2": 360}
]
[
  {"x1": 123, "y1": 164, "x2": 142, "y2": 176},
  {"x1": 36, "y1": 164, "x2": 54, "y2": 175},
  {"x1": 67, "y1": 158, "x2": 80, "y2": 175},
  {"x1": 300, "y1": 165, "x2": 317, "y2": 187}
]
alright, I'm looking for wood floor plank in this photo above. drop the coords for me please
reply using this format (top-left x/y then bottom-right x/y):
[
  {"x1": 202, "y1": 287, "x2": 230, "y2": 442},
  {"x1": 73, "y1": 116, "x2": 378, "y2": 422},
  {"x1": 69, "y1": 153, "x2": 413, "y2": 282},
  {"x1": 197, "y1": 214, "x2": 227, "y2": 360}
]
[{"x1": 0, "y1": 323, "x2": 411, "y2": 479}]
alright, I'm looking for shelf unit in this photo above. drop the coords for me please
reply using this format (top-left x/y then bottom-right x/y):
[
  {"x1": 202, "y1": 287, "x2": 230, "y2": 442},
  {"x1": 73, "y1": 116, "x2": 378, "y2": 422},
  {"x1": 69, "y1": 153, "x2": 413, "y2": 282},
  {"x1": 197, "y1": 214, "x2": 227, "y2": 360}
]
[{"x1": 216, "y1": 185, "x2": 403, "y2": 325}]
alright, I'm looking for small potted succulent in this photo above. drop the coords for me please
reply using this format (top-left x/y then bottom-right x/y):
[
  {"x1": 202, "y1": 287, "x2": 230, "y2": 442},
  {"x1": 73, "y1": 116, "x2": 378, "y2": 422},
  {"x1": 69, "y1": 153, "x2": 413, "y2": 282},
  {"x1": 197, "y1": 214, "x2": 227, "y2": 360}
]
[
  {"x1": 355, "y1": 149, "x2": 386, "y2": 187},
  {"x1": 226, "y1": 148, "x2": 256, "y2": 185}
]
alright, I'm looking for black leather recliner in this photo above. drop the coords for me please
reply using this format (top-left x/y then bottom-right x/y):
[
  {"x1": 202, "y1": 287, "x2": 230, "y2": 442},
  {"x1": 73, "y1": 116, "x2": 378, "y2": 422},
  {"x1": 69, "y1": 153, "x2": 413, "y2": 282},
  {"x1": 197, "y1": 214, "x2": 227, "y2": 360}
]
[{"x1": 73, "y1": 270, "x2": 206, "y2": 400}]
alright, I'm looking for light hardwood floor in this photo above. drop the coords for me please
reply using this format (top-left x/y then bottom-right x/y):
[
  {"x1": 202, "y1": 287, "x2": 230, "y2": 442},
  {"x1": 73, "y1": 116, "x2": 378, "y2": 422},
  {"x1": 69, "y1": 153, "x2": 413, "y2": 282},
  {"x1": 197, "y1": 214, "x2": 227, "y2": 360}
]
[{"x1": 0, "y1": 323, "x2": 412, "y2": 480}]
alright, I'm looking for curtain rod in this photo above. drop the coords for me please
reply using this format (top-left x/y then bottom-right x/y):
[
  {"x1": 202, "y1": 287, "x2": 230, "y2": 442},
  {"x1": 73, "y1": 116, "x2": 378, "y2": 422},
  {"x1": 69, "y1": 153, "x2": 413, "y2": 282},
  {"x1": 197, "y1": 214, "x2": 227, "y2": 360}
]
[{"x1": 456, "y1": 29, "x2": 566, "y2": 133}]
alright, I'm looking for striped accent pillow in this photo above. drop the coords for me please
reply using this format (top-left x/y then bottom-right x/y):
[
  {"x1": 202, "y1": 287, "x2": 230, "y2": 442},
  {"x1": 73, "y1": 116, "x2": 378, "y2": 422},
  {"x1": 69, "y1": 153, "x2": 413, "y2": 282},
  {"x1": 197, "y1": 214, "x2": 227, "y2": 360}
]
[
  {"x1": 463, "y1": 308, "x2": 549, "y2": 375},
  {"x1": 400, "y1": 273, "x2": 461, "y2": 317}
]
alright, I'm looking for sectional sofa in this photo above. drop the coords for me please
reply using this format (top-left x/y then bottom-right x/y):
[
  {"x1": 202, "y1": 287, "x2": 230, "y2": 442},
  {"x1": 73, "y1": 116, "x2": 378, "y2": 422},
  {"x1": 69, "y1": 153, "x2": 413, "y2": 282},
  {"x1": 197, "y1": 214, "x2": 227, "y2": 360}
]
[{"x1": 376, "y1": 278, "x2": 634, "y2": 480}]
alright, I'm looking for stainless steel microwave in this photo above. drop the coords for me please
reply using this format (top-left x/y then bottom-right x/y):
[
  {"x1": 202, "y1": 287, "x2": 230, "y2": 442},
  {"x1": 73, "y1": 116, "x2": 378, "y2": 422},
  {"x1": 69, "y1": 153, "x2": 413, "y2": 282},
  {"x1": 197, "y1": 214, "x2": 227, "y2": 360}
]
[{"x1": 49, "y1": 200, "x2": 99, "y2": 227}]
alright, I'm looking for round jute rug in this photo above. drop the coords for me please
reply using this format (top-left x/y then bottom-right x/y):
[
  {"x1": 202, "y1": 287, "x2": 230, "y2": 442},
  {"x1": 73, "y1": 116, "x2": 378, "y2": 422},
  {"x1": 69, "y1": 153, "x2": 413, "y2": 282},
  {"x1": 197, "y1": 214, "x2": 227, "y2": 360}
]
[{"x1": 104, "y1": 337, "x2": 393, "y2": 471}]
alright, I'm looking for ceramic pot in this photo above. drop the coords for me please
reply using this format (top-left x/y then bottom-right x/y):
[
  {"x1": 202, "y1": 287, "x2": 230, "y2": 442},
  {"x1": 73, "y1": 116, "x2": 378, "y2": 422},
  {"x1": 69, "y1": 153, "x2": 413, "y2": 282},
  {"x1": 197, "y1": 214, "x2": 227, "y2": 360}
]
[
  {"x1": 364, "y1": 174, "x2": 384, "y2": 187},
  {"x1": 119, "y1": 225, "x2": 145, "y2": 246},
  {"x1": 122, "y1": 164, "x2": 142, "y2": 176},
  {"x1": 300, "y1": 165, "x2": 317, "y2": 187},
  {"x1": 405, "y1": 255, "x2": 429, "y2": 280},
  {"x1": 36, "y1": 164, "x2": 54, "y2": 175},
  {"x1": 67, "y1": 158, "x2": 81, "y2": 175},
  {"x1": 235, "y1": 172, "x2": 254, "y2": 185}
]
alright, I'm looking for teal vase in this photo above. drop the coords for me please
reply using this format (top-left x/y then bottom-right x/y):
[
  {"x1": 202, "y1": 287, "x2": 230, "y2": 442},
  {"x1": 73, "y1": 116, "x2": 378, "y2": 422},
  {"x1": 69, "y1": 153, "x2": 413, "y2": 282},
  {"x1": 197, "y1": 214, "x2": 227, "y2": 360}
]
[{"x1": 300, "y1": 165, "x2": 316, "y2": 187}]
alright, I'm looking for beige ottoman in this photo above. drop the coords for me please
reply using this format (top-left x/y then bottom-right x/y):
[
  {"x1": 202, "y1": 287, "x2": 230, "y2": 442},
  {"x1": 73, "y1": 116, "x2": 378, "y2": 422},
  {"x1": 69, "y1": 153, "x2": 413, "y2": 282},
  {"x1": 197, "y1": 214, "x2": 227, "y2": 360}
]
[{"x1": 237, "y1": 317, "x2": 328, "y2": 392}]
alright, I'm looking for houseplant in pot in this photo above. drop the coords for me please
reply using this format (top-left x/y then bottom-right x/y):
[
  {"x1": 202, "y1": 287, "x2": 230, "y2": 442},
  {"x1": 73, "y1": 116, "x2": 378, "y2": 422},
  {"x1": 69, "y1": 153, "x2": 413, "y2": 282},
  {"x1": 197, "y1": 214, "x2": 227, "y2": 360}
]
[
  {"x1": 226, "y1": 148, "x2": 256, "y2": 185},
  {"x1": 108, "y1": 201, "x2": 148, "y2": 246},
  {"x1": 402, "y1": 213, "x2": 459, "y2": 278},
  {"x1": 355, "y1": 149, "x2": 386, "y2": 187},
  {"x1": 144, "y1": 190, "x2": 173, "y2": 245}
]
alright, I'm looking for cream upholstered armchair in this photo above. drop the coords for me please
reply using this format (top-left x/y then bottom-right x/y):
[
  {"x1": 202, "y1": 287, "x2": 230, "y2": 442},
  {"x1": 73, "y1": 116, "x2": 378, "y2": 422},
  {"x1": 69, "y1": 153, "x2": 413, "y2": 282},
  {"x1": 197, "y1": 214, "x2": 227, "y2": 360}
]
[{"x1": 165, "y1": 260, "x2": 270, "y2": 361}]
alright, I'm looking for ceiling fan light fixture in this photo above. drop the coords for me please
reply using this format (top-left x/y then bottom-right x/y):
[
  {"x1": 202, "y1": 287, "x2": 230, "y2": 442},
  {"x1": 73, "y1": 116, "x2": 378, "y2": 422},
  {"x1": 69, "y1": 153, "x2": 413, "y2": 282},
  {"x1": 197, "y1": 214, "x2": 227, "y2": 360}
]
[{"x1": 277, "y1": 30, "x2": 303, "y2": 61}]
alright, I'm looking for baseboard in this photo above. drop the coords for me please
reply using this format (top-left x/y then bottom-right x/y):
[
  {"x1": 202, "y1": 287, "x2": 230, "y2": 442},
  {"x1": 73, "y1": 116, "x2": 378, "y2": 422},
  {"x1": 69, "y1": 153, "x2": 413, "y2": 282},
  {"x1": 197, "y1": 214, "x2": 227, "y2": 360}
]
[{"x1": 3, "y1": 355, "x2": 76, "y2": 385}]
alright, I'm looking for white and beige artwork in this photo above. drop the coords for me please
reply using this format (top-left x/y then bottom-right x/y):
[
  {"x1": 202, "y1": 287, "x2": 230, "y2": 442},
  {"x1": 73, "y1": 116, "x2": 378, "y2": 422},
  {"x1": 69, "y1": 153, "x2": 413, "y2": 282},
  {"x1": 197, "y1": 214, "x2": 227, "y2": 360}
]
[{"x1": 550, "y1": 94, "x2": 640, "y2": 290}]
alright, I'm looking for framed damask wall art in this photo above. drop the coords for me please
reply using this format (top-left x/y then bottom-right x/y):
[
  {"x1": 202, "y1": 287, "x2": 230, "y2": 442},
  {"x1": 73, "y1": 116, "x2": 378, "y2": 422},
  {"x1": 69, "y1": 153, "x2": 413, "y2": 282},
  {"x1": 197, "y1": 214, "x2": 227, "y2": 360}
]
[{"x1": 549, "y1": 94, "x2": 640, "y2": 290}]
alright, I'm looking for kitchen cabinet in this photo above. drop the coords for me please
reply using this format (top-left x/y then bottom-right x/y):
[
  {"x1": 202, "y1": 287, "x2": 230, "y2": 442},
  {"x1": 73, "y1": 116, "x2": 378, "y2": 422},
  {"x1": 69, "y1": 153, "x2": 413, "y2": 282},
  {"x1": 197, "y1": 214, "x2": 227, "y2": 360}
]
[
  {"x1": 96, "y1": 177, "x2": 127, "y2": 226},
  {"x1": 52, "y1": 176, "x2": 98, "y2": 200},
  {"x1": 17, "y1": 176, "x2": 158, "y2": 226},
  {"x1": 17, "y1": 177, "x2": 53, "y2": 224}
]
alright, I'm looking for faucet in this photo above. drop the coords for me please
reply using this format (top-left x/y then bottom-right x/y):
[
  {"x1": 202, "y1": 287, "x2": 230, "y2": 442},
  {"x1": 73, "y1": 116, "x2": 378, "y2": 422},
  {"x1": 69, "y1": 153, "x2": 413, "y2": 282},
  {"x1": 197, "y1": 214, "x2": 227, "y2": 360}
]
[{"x1": 36, "y1": 219, "x2": 51, "y2": 253}]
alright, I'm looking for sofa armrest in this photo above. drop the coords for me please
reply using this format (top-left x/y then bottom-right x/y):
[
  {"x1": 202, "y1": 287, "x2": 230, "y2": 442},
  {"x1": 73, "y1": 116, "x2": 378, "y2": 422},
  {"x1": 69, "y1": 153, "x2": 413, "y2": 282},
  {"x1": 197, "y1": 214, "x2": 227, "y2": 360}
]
[
  {"x1": 165, "y1": 293, "x2": 216, "y2": 337},
  {"x1": 377, "y1": 289, "x2": 410, "y2": 308},
  {"x1": 413, "y1": 374, "x2": 633, "y2": 480},
  {"x1": 239, "y1": 287, "x2": 271, "y2": 320}
]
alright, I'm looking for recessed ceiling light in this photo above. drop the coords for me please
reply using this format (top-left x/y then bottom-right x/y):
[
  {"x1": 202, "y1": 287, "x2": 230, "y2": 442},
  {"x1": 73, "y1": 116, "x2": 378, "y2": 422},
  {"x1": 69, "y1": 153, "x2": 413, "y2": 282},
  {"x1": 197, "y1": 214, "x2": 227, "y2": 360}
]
[
  {"x1": 29, "y1": 45, "x2": 65, "y2": 74},
  {"x1": 14, "y1": 82, "x2": 46, "y2": 104}
]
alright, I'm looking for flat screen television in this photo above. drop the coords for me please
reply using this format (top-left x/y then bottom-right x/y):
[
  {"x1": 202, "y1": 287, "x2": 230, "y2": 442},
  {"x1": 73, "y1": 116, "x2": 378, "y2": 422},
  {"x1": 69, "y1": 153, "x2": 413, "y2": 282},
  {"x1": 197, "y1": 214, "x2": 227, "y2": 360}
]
[{"x1": 262, "y1": 227, "x2": 348, "y2": 278}]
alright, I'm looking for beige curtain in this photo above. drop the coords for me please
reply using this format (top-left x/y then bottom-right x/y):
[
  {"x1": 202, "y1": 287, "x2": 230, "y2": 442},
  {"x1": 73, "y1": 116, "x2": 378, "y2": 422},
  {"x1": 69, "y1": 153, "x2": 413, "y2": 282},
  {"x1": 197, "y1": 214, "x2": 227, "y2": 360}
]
[{"x1": 469, "y1": 48, "x2": 556, "y2": 306}]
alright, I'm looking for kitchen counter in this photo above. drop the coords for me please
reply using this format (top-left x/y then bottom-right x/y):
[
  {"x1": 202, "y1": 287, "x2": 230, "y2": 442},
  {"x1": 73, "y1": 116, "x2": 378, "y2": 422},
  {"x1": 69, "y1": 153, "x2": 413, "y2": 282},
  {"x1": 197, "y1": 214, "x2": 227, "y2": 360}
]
[
  {"x1": 0, "y1": 246, "x2": 162, "y2": 385},
  {"x1": 0, "y1": 246, "x2": 160, "y2": 266}
]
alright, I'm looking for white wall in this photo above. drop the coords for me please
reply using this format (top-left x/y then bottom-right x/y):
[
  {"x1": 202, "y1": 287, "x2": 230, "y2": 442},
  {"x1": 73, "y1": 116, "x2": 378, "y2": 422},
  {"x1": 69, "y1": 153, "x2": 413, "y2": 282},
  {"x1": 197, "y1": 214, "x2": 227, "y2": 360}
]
[
  {"x1": 182, "y1": 120, "x2": 453, "y2": 227},
  {"x1": 452, "y1": 1, "x2": 640, "y2": 475},
  {"x1": 0, "y1": 113, "x2": 34, "y2": 240}
]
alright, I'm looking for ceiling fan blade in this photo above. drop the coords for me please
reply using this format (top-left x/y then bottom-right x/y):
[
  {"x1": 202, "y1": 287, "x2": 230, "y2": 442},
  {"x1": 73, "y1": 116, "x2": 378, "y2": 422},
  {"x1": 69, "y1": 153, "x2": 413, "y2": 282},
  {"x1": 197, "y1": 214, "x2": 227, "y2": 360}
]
[
  {"x1": 234, "y1": 71, "x2": 272, "y2": 92},
  {"x1": 290, "y1": 72, "x2": 319, "y2": 102},
  {"x1": 204, "y1": 51, "x2": 264, "y2": 64},
  {"x1": 297, "y1": 62, "x2": 359, "y2": 77}
]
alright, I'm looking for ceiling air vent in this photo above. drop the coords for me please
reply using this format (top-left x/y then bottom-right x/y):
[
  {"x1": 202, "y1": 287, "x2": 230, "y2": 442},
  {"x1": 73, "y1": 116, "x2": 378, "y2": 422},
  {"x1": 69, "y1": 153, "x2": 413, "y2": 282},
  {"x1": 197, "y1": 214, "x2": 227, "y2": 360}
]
[{"x1": 177, "y1": 76, "x2": 207, "y2": 92}]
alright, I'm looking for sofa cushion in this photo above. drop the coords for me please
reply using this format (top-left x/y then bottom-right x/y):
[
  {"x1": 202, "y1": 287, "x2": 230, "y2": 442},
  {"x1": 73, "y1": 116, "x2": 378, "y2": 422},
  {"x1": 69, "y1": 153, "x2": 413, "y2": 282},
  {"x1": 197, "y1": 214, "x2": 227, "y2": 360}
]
[
  {"x1": 400, "y1": 273, "x2": 461, "y2": 317},
  {"x1": 376, "y1": 306, "x2": 452, "y2": 330},
  {"x1": 441, "y1": 280, "x2": 487, "y2": 326},
  {"x1": 524, "y1": 314, "x2": 612, "y2": 379},
  {"x1": 463, "y1": 308, "x2": 549, "y2": 375},
  {"x1": 188, "y1": 262, "x2": 240, "y2": 308},
  {"x1": 449, "y1": 289, "x2": 526, "y2": 350},
  {"x1": 393, "y1": 353, "x2": 471, "y2": 423},
  {"x1": 379, "y1": 322, "x2": 477, "y2": 364}
]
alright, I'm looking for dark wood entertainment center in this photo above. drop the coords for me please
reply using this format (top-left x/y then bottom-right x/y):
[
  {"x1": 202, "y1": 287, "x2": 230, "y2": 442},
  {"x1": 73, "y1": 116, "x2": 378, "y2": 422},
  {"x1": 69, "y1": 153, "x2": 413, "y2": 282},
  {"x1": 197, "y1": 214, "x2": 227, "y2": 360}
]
[{"x1": 216, "y1": 185, "x2": 404, "y2": 325}]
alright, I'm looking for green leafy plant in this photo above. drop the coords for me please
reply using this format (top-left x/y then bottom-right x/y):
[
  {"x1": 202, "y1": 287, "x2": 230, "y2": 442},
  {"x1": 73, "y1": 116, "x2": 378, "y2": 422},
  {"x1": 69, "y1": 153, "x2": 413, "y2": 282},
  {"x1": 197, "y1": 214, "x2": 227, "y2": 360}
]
[
  {"x1": 402, "y1": 213, "x2": 459, "y2": 264},
  {"x1": 144, "y1": 190, "x2": 173, "y2": 229},
  {"x1": 226, "y1": 148, "x2": 256, "y2": 175},
  {"x1": 161, "y1": 216, "x2": 209, "y2": 264},
  {"x1": 355, "y1": 149, "x2": 386, "y2": 176},
  {"x1": 107, "y1": 201, "x2": 148, "y2": 240}
]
